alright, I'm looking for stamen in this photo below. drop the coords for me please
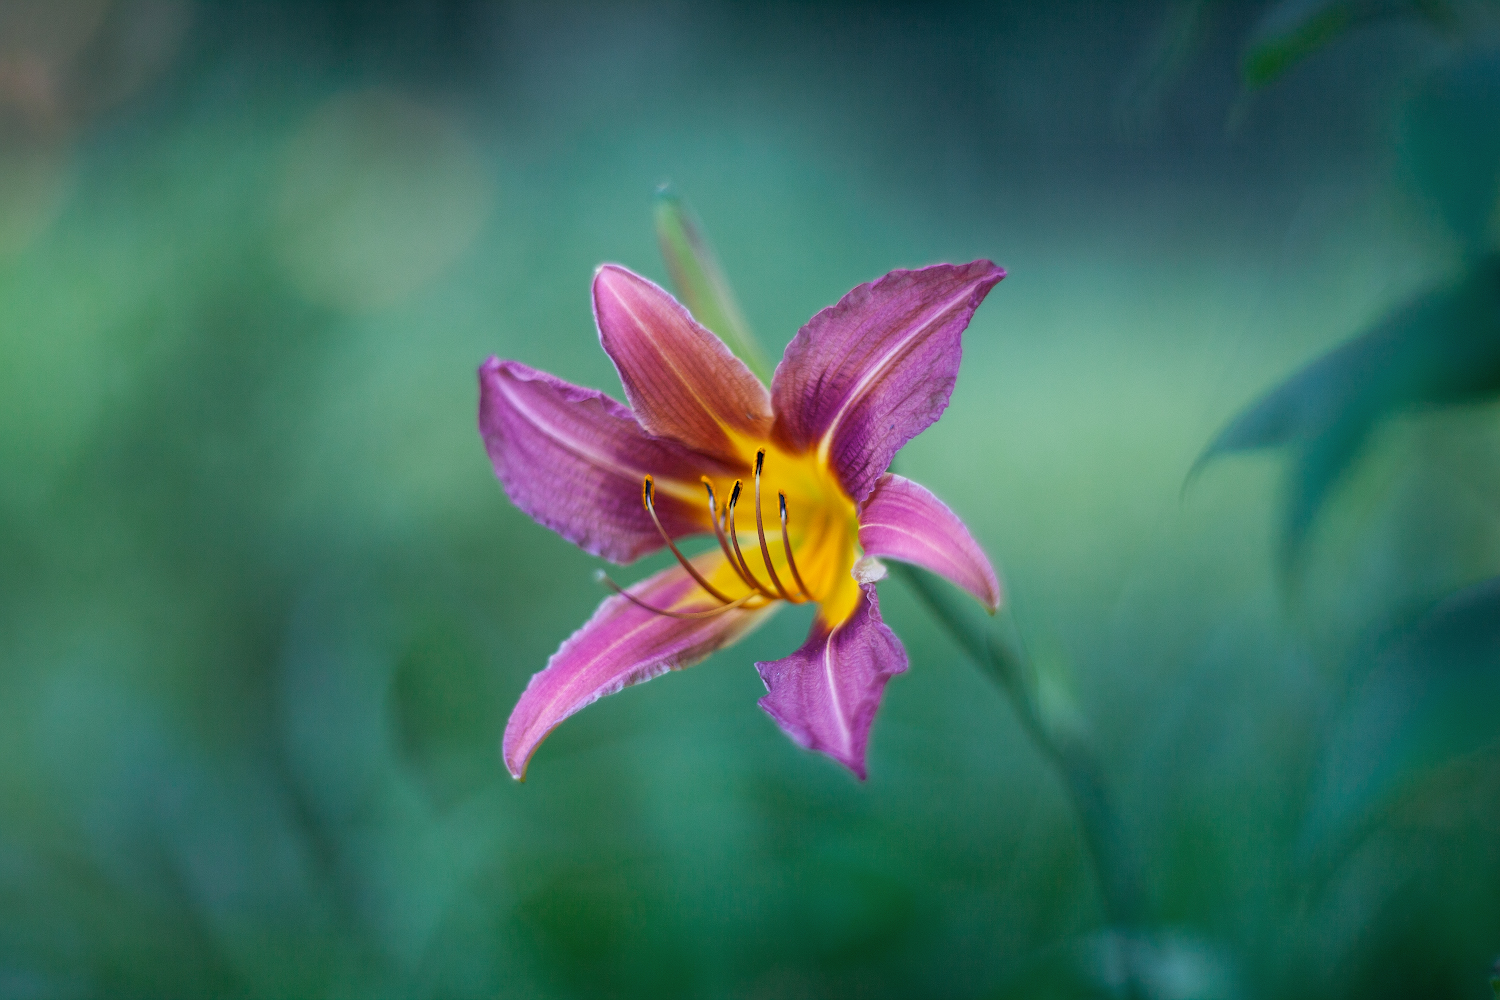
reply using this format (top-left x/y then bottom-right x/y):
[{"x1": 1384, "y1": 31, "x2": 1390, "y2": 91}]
[
  {"x1": 703, "y1": 477, "x2": 761, "y2": 593},
  {"x1": 597, "y1": 570, "x2": 760, "y2": 619},
  {"x1": 752, "y1": 450, "x2": 799, "y2": 603},
  {"x1": 779, "y1": 491, "x2": 813, "y2": 601},
  {"x1": 642, "y1": 475, "x2": 736, "y2": 605},
  {"x1": 726, "y1": 480, "x2": 777, "y2": 598}
]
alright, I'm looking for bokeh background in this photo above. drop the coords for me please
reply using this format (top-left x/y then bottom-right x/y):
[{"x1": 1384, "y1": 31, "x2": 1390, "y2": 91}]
[{"x1": 3, "y1": 1, "x2": 1500, "y2": 997}]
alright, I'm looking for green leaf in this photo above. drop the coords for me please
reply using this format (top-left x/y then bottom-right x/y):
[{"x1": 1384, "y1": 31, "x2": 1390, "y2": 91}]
[
  {"x1": 1398, "y1": 49, "x2": 1500, "y2": 254},
  {"x1": 653, "y1": 185, "x2": 770, "y2": 381},
  {"x1": 1191, "y1": 256, "x2": 1500, "y2": 574},
  {"x1": 1240, "y1": 0, "x2": 1459, "y2": 88},
  {"x1": 1301, "y1": 575, "x2": 1500, "y2": 876}
]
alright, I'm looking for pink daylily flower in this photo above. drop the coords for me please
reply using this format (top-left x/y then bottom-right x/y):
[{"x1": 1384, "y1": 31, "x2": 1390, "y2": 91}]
[{"x1": 480, "y1": 261, "x2": 1005, "y2": 780}]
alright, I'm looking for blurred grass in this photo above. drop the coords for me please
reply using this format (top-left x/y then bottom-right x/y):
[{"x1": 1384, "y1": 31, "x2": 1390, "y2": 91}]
[{"x1": 1, "y1": 2, "x2": 1498, "y2": 999}]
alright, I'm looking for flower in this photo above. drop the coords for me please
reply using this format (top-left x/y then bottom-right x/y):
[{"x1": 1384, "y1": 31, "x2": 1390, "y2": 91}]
[{"x1": 479, "y1": 261, "x2": 1005, "y2": 779}]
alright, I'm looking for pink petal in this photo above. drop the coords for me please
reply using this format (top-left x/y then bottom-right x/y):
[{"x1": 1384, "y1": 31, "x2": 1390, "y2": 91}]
[
  {"x1": 859, "y1": 473, "x2": 1002, "y2": 612},
  {"x1": 755, "y1": 585, "x2": 908, "y2": 779},
  {"x1": 593, "y1": 264, "x2": 772, "y2": 463},
  {"x1": 770, "y1": 261, "x2": 1004, "y2": 502},
  {"x1": 503, "y1": 559, "x2": 772, "y2": 780},
  {"x1": 479, "y1": 357, "x2": 731, "y2": 564}
]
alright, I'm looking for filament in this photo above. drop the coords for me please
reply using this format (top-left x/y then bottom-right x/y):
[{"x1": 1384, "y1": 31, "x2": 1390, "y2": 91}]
[
  {"x1": 642, "y1": 475, "x2": 736, "y2": 605},
  {"x1": 726, "y1": 480, "x2": 777, "y2": 599},
  {"x1": 703, "y1": 477, "x2": 762, "y2": 594},
  {"x1": 597, "y1": 571, "x2": 759, "y2": 619},
  {"x1": 779, "y1": 491, "x2": 813, "y2": 601},
  {"x1": 618, "y1": 461, "x2": 822, "y2": 621},
  {"x1": 752, "y1": 450, "x2": 798, "y2": 603}
]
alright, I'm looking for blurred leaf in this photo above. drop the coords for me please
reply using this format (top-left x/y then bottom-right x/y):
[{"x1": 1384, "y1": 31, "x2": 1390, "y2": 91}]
[
  {"x1": 1398, "y1": 48, "x2": 1500, "y2": 253},
  {"x1": 1301, "y1": 574, "x2": 1500, "y2": 873},
  {"x1": 1116, "y1": 0, "x2": 1223, "y2": 135},
  {"x1": 992, "y1": 930, "x2": 1242, "y2": 1000},
  {"x1": 1192, "y1": 255, "x2": 1500, "y2": 573},
  {"x1": 1240, "y1": 0, "x2": 1462, "y2": 88},
  {"x1": 653, "y1": 184, "x2": 770, "y2": 381}
]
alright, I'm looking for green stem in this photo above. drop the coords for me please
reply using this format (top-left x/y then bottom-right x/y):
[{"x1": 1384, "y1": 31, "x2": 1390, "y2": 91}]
[
  {"x1": 643, "y1": 189, "x2": 1145, "y2": 983},
  {"x1": 892, "y1": 562, "x2": 1145, "y2": 933}
]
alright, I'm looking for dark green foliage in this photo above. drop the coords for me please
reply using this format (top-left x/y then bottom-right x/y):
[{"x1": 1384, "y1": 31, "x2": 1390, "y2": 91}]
[
  {"x1": 1240, "y1": 0, "x2": 1468, "y2": 87},
  {"x1": 1195, "y1": 259, "x2": 1500, "y2": 573},
  {"x1": 1302, "y1": 575, "x2": 1500, "y2": 873},
  {"x1": 1399, "y1": 49, "x2": 1500, "y2": 255}
]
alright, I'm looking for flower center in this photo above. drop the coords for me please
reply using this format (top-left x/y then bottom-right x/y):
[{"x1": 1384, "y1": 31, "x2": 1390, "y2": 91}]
[{"x1": 598, "y1": 447, "x2": 856, "y2": 620}]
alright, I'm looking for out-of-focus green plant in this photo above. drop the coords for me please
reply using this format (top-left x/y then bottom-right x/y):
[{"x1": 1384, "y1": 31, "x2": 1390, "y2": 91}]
[
  {"x1": 654, "y1": 184, "x2": 770, "y2": 382},
  {"x1": 1192, "y1": 255, "x2": 1500, "y2": 574},
  {"x1": 1195, "y1": 50, "x2": 1500, "y2": 576},
  {"x1": 1191, "y1": 16, "x2": 1500, "y2": 947},
  {"x1": 1238, "y1": 0, "x2": 1486, "y2": 88},
  {"x1": 1134, "y1": 0, "x2": 1499, "y2": 123},
  {"x1": 1300, "y1": 575, "x2": 1500, "y2": 884},
  {"x1": 890, "y1": 562, "x2": 1144, "y2": 934}
]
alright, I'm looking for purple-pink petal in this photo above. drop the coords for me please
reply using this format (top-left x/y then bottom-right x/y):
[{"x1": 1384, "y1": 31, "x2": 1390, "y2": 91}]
[
  {"x1": 479, "y1": 357, "x2": 731, "y2": 564},
  {"x1": 859, "y1": 473, "x2": 1002, "y2": 612},
  {"x1": 593, "y1": 264, "x2": 773, "y2": 463},
  {"x1": 770, "y1": 261, "x2": 1004, "y2": 502},
  {"x1": 755, "y1": 585, "x2": 908, "y2": 779},
  {"x1": 503, "y1": 560, "x2": 772, "y2": 779}
]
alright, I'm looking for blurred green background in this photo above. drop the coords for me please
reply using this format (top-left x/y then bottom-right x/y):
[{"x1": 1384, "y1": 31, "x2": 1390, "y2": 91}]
[{"x1": 3, "y1": 1, "x2": 1500, "y2": 997}]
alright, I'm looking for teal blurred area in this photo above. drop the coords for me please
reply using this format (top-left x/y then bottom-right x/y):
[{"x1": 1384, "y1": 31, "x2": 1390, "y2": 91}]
[{"x1": 1, "y1": 1, "x2": 1499, "y2": 997}]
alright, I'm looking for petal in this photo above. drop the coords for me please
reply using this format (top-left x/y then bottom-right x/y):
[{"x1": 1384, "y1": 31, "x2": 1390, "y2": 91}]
[
  {"x1": 502, "y1": 556, "x2": 773, "y2": 780},
  {"x1": 770, "y1": 261, "x2": 1005, "y2": 501},
  {"x1": 858, "y1": 473, "x2": 1002, "y2": 612},
  {"x1": 755, "y1": 585, "x2": 908, "y2": 779},
  {"x1": 479, "y1": 357, "x2": 729, "y2": 563},
  {"x1": 593, "y1": 264, "x2": 773, "y2": 463}
]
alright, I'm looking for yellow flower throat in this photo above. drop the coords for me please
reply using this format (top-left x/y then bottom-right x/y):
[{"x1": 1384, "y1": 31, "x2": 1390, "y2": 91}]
[{"x1": 600, "y1": 442, "x2": 862, "y2": 627}]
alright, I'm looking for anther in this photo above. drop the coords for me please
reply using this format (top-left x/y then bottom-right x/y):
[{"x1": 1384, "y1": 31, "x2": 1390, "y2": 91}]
[
  {"x1": 778, "y1": 491, "x2": 813, "y2": 601},
  {"x1": 752, "y1": 449, "x2": 798, "y2": 603},
  {"x1": 641, "y1": 474, "x2": 737, "y2": 605}
]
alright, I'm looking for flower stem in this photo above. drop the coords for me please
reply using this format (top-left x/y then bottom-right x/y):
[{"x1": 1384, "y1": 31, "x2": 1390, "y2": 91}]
[{"x1": 892, "y1": 562, "x2": 1146, "y2": 935}]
